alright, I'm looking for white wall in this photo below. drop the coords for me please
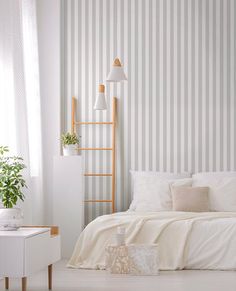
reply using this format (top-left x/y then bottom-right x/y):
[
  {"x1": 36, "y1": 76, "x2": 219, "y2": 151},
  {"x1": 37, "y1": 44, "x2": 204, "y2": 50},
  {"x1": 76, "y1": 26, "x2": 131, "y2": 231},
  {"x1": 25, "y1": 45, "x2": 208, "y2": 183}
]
[
  {"x1": 62, "y1": 0, "x2": 236, "y2": 223},
  {"x1": 37, "y1": 0, "x2": 61, "y2": 224}
]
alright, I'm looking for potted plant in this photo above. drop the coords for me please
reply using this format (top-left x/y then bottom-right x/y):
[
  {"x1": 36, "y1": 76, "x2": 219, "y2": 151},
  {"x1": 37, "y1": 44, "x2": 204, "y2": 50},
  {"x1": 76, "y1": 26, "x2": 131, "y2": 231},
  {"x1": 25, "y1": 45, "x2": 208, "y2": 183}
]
[
  {"x1": 61, "y1": 132, "x2": 80, "y2": 156},
  {"x1": 0, "y1": 146, "x2": 27, "y2": 230}
]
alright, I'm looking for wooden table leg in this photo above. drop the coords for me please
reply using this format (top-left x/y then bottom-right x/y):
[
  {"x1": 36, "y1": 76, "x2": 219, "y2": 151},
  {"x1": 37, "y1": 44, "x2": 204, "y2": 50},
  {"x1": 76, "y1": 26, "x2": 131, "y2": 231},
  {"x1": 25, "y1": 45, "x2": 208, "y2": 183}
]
[
  {"x1": 48, "y1": 264, "x2": 52, "y2": 290},
  {"x1": 22, "y1": 277, "x2": 27, "y2": 291},
  {"x1": 5, "y1": 277, "x2": 9, "y2": 289}
]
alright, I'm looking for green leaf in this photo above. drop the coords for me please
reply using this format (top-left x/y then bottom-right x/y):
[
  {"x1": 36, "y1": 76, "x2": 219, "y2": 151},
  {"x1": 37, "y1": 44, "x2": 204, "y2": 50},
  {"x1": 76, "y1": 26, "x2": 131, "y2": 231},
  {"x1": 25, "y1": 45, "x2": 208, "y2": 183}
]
[
  {"x1": 0, "y1": 145, "x2": 27, "y2": 207},
  {"x1": 61, "y1": 132, "x2": 80, "y2": 146}
]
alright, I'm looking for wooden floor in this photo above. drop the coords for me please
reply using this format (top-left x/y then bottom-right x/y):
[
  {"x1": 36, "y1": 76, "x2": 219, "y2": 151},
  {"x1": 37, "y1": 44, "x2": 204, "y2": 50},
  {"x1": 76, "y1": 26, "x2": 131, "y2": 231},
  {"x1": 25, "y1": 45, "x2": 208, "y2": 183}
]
[{"x1": 2, "y1": 260, "x2": 236, "y2": 291}]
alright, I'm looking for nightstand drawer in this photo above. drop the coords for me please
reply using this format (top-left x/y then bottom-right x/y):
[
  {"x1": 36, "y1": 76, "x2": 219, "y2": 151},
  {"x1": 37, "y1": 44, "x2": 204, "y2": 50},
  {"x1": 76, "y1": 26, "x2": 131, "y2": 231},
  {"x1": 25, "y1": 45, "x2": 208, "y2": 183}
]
[
  {"x1": 0, "y1": 237, "x2": 24, "y2": 277},
  {"x1": 24, "y1": 231, "x2": 51, "y2": 276}
]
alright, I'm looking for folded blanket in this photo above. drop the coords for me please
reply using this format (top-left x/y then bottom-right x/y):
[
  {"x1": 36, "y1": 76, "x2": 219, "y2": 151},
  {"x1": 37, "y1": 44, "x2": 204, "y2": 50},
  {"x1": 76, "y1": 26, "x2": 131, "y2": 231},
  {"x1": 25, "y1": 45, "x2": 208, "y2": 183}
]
[{"x1": 67, "y1": 211, "x2": 236, "y2": 270}]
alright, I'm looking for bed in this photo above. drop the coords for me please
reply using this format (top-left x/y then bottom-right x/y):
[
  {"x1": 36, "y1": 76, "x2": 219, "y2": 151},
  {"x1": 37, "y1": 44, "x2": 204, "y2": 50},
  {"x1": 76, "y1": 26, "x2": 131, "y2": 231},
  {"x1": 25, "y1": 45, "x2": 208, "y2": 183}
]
[
  {"x1": 67, "y1": 211, "x2": 236, "y2": 270},
  {"x1": 68, "y1": 171, "x2": 236, "y2": 271}
]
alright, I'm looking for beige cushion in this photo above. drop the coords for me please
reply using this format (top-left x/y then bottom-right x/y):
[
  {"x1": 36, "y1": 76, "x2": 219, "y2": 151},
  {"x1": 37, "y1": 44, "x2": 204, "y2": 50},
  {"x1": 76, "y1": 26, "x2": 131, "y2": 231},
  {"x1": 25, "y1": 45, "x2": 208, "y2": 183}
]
[{"x1": 171, "y1": 186, "x2": 209, "y2": 212}]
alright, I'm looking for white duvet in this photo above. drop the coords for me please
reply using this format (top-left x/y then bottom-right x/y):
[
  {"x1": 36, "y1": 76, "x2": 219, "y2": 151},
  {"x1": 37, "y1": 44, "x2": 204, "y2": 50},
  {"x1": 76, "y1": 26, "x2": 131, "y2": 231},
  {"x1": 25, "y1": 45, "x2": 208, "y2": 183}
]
[{"x1": 67, "y1": 211, "x2": 236, "y2": 270}]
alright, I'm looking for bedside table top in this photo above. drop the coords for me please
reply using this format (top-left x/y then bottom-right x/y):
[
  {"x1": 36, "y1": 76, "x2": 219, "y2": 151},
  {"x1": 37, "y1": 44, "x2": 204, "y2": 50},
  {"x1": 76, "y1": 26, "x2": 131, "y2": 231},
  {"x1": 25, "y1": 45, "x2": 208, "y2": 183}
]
[{"x1": 0, "y1": 227, "x2": 50, "y2": 238}]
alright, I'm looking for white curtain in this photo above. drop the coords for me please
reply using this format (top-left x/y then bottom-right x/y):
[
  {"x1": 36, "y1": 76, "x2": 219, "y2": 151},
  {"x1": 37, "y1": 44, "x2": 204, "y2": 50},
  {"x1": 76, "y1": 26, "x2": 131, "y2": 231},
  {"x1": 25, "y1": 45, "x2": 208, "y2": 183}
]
[{"x1": 0, "y1": 0, "x2": 44, "y2": 224}]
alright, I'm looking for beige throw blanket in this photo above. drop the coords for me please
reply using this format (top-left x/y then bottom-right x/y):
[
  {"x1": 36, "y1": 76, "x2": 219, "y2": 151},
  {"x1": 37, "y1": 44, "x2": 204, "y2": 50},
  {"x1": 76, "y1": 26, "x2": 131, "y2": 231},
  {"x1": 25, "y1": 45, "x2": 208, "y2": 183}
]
[{"x1": 67, "y1": 211, "x2": 236, "y2": 270}]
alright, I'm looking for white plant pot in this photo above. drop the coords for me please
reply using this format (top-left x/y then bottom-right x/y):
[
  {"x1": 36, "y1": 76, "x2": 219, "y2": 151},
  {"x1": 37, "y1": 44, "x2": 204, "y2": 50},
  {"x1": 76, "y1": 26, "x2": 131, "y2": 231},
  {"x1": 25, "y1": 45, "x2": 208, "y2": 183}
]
[
  {"x1": 0, "y1": 208, "x2": 23, "y2": 231},
  {"x1": 63, "y1": 144, "x2": 78, "y2": 156}
]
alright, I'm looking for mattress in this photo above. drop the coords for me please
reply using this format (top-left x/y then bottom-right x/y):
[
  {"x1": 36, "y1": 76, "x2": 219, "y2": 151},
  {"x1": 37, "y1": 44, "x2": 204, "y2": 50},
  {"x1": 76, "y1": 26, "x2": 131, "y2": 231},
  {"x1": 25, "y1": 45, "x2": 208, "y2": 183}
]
[{"x1": 67, "y1": 211, "x2": 236, "y2": 270}]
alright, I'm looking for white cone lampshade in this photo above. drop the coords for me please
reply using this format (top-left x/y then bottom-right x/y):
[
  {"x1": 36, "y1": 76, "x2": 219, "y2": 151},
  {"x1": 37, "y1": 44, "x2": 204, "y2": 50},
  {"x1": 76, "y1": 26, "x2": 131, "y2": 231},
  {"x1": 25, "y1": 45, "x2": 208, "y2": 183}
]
[
  {"x1": 106, "y1": 58, "x2": 127, "y2": 82},
  {"x1": 94, "y1": 84, "x2": 107, "y2": 110}
]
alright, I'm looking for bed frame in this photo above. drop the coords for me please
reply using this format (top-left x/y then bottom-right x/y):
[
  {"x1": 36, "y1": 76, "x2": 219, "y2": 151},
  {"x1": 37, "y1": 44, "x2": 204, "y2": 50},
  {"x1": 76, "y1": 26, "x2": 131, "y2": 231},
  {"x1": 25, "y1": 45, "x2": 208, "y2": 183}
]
[{"x1": 71, "y1": 96, "x2": 117, "y2": 213}]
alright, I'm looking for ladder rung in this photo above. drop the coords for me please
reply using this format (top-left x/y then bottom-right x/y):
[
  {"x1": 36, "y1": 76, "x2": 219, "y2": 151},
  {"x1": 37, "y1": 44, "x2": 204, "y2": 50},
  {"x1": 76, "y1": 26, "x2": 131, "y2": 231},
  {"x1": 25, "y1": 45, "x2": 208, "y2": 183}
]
[
  {"x1": 84, "y1": 199, "x2": 112, "y2": 203},
  {"x1": 75, "y1": 121, "x2": 113, "y2": 125},
  {"x1": 84, "y1": 173, "x2": 112, "y2": 177},
  {"x1": 79, "y1": 148, "x2": 112, "y2": 151}
]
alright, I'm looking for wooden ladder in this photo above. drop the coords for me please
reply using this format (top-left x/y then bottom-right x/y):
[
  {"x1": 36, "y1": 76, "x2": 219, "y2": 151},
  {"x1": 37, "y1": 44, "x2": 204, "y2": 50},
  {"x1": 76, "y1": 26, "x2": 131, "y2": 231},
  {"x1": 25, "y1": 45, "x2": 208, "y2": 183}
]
[{"x1": 71, "y1": 96, "x2": 117, "y2": 213}]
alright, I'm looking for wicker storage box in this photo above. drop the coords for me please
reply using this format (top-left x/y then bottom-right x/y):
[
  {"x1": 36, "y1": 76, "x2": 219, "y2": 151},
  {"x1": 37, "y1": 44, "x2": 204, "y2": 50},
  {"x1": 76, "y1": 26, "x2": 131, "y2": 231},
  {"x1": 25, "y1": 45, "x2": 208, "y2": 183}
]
[{"x1": 105, "y1": 244, "x2": 159, "y2": 275}]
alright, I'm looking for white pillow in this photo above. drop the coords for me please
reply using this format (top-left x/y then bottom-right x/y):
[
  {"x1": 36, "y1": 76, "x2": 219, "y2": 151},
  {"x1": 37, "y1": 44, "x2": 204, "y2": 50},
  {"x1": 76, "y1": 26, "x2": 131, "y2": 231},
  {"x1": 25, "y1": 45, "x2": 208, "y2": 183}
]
[
  {"x1": 130, "y1": 171, "x2": 191, "y2": 196},
  {"x1": 129, "y1": 175, "x2": 192, "y2": 212},
  {"x1": 130, "y1": 170, "x2": 191, "y2": 180},
  {"x1": 192, "y1": 172, "x2": 236, "y2": 211},
  {"x1": 193, "y1": 172, "x2": 236, "y2": 180}
]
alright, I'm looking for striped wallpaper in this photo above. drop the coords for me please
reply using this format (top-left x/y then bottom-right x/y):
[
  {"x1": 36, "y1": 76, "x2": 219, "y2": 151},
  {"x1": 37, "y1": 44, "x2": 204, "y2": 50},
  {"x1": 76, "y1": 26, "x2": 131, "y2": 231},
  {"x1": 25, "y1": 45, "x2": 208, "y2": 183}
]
[{"x1": 61, "y1": 0, "x2": 236, "y2": 223}]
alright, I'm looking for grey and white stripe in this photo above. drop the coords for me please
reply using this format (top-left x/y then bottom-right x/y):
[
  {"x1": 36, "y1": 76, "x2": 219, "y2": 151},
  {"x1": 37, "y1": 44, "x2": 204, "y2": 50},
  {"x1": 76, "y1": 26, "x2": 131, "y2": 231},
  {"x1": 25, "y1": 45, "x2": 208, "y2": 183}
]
[{"x1": 61, "y1": 0, "x2": 236, "y2": 224}]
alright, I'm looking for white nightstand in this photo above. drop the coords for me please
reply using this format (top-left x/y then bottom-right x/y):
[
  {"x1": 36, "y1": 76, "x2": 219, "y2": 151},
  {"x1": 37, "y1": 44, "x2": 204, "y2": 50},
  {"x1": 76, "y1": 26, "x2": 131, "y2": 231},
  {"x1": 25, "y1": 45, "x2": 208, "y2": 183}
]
[{"x1": 0, "y1": 227, "x2": 61, "y2": 291}]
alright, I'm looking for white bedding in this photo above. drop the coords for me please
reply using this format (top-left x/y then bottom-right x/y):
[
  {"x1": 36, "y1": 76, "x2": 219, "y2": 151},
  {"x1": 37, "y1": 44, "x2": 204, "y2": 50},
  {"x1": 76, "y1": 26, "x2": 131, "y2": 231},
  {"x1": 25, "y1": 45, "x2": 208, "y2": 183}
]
[{"x1": 67, "y1": 211, "x2": 236, "y2": 271}]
